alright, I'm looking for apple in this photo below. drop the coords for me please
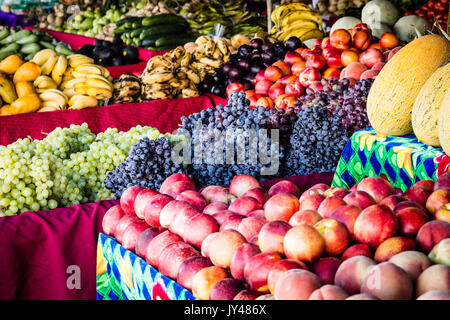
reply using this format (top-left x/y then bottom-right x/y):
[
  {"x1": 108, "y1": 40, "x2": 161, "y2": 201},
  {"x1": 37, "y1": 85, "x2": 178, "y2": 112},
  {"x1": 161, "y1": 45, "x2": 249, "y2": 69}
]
[
  {"x1": 291, "y1": 61, "x2": 306, "y2": 76},
  {"x1": 264, "y1": 66, "x2": 283, "y2": 82},
  {"x1": 330, "y1": 29, "x2": 352, "y2": 50}
]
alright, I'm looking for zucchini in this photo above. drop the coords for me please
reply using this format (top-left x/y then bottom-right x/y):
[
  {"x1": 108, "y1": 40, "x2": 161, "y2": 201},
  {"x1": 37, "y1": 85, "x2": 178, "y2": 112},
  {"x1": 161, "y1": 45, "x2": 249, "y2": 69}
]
[
  {"x1": 141, "y1": 14, "x2": 186, "y2": 27},
  {"x1": 55, "y1": 44, "x2": 74, "y2": 56},
  {"x1": 131, "y1": 21, "x2": 142, "y2": 29},
  {"x1": 139, "y1": 23, "x2": 189, "y2": 39},
  {"x1": 39, "y1": 41, "x2": 56, "y2": 50},
  {"x1": 113, "y1": 26, "x2": 126, "y2": 35},
  {"x1": 16, "y1": 34, "x2": 39, "y2": 45},
  {"x1": 116, "y1": 17, "x2": 141, "y2": 27},
  {"x1": 130, "y1": 27, "x2": 147, "y2": 38},
  {"x1": 0, "y1": 43, "x2": 20, "y2": 53},
  {"x1": 141, "y1": 38, "x2": 156, "y2": 48},
  {"x1": 20, "y1": 42, "x2": 41, "y2": 54},
  {"x1": 0, "y1": 29, "x2": 10, "y2": 42},
  {"x1": 0, "y1": 29, "x2": 32, "y2": 44},
  {"x1": 155, "y1": 34, "x2": 196, "y2": 48}
]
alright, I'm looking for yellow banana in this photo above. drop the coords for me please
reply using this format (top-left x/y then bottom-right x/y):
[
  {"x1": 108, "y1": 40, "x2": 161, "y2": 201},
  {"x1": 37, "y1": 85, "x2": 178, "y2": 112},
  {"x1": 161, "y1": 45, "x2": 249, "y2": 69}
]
[
  {"x1": 299, "y1": 29, "x2": 324, "y2": 41},
  {"x1": 34, "y1": 75, "x2": 58, "y2": 90},
  {"x1": 85, "y1": 77, "x2": 114, "y2": 92},
  {"x1": 59, "y1": 78, "x2": 84, "y2": 91},
  {"x1": 74, "y1": 63, "x2": 103, "y2": 75},
  {"x1": 86, "y1": 87, "x2": 113, "y2": 100},
  {"x1": 67, "y1": 54, "x2": 94, "y2": 68},
  {"x1": 51, "y1": 55, "x2": 68, "y2": 86},
  {"x1": 39, "y1": 88, "x2": 68, "y2": 106},
  {"x1": 281, "y1": 11, "x2": 322, "y2": 28},
  {"x1": 32, "y1": 49, "x2": 57, "y2": 66},
  {"x1": 40, "y1": 54, "x2": 58, "y2": 75},
  {"x1": 62, "y1": 87, "x2": 77, "y2": 98},
  {"x1": 74, "y1": 82, "x2": 89, "y2": 95},
  {"x1": 68, "y1": 94, "x2": 98, "y2": 110}
]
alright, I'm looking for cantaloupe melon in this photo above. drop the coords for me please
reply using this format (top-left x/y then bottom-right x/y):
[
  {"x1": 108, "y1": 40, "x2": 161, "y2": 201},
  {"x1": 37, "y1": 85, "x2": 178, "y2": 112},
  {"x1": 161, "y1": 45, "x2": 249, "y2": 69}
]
[
  {"x1": 367, "y1": 35, "x2": 450, "y2": 136},
  {"x1": 438, "y1": 90, "x2": 450, "y2": 156},
  {"x1": 412, "y1": 61, "x2": 450, "y2": 146}
]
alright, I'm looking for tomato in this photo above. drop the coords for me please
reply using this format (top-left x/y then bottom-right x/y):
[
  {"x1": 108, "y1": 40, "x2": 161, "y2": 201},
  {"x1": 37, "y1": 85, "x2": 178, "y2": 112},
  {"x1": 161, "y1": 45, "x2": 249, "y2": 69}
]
[
  {"x1": 444, "y1": 13, "x2": 448, "y2": 20},
  {"x1": 440, "y1": 0, "x2": 448, "y2": 4},
  {"x1": 434, "y1": 2, "x2": 447, "y2": 11},
  {"x1": 427, "y1": 0, "x2": 435, "y2": 9}
]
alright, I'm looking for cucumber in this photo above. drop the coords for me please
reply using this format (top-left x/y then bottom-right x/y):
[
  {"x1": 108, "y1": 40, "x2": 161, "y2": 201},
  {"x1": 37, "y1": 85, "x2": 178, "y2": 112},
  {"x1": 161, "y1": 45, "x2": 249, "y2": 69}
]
[
  {"x1": 0, "y1": 29, "x2": 10, "y2": 42},
  {"x1": 20, "y1": 42, "x2": 41, "y2": 54},
  {"x1": 155, "y1": 34, "x2": 196, "y2": 48},
  {"x1": 0, "y1": 29, "x2": 32, "y2": 44},
  {"x1": 0, "y1": 50, "x2": 15, "y2": 61},
  {"x1": 139, "y1": 23, "x2": 189, "y2": 39},
  {"x1": 0, "y1": 43, "x2": 20, "y2": 53},
  {"x1": 55, "y1": 44, "x2": 74, "y2": 56},
  {"x1": 39, "y1": 41, "x2": 56, "y2": 50},
  {"x1": 131, "y1": 21, "x2": 142, "y2": 29},
  {"x1": 16, "y1": 34, "x2": 39, "y2": 45},
  {"x1": 141, "y1": 14, "x2": 186, "y2": 27},
  {"x1": 130, "y1": 27, "x2": 147, "y2": 38},
  {"x1": 113, "y1": 26, "x2": 126, "y2": 35},
  {"x1": 116, "y1": 17, "x2": 141, "y2": 27},
  {"x1": 141, "y1": 38, "x2": 156, "y2": 48},
  {"x1": 147, "y1": 45, "x2": 175, "y2": 51}
]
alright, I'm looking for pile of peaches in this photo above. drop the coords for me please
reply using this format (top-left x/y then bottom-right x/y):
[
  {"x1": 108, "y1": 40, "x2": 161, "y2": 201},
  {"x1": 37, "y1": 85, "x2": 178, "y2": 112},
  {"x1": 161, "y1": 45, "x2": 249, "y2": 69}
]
[
  {"x1": 102, "y1": 172, "x2": 450, "y2": 300},
  {"x1": 232, "y1": 23, "x2": 403, "y2": 109}
]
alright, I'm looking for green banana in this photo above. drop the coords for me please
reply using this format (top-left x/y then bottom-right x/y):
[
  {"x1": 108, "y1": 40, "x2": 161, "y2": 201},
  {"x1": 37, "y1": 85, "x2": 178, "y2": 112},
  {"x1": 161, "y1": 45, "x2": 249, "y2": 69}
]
[{"x1": 16, "y1": 34, "x2": 39, "y2": 45}]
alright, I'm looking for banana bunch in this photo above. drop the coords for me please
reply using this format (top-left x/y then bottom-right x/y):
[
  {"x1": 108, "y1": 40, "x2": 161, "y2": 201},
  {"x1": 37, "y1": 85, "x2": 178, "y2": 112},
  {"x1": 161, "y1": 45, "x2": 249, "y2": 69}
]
[
  {"x1": 111, "y1": 73, "x2": 142, "y2": 104},
  {"x1": 271, "y1": 3, "x2": 324, "y2": 42},
  {"x1": 31, "y1": 49, "x2": 114, "y2": 111},
  {"x1": 132, "y1": 36, "x2": 230, "y2": 101}
]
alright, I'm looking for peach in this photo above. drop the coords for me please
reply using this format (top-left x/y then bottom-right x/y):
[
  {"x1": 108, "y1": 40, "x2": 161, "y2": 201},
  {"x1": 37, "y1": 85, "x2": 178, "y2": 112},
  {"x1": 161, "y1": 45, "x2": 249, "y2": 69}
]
[
  {"x1": 341, "y1": 243, "x2": 374, "y2": 261},
  {"x1": 283, "y1": 224, "x2": 326, "y2": 263},
  {"x1": 121, "y1": 220, "x2": 150, "y2": 251},
  {"x1": 414, "y1": 179, "x2": 435, "y2": 191},
  {"x1": 329, "y1": 205, "x2": 362, "y2": 237},
  {"x1": 309, "y1": 284, "x2": 349, "y2": 300},
  {"x1": 343, "y1": 191, "x2": 376, "y2": 210},
  {"x1": 268, "y1": 180, "x2": 301, "y2": 198},
  {"x1": 159, "y1": 173, "x2": 193, "y2": 193},
  {"x1": 182, "y1": 212, "x2": 220, "y2": 249},
  {"x1": 379, "y1": 32, "x2": 399, "y2": 50},
  {"x1": 237, "y1": 216, "x2": 266, "y2": 241},
  {"x1": 357, "y1": 177, "x2": 395, "y2": 203},
  {"x1": 371, "y1": 61, "x2": 385, "y2": 72},
  {"x1": 284, "y1": 51, "x2": 303, "y2": 66},
  {"x1": 291, "y1": 61, "x2": 307, "y2": 76},
  {"x1": 244, "y1": 252, "x2": 282, "y2": 292},
  {"x1": 120, "y1": 186, "x2": 144, "y2": 215},
  {"x1": 247, "y1": 209, "x2": 266, "y2": 219},
  {"x1": 175, "y1": 191, "x2": 207, "y2": 211},
  {"x1": 404, "y1": 185, "x2": 433, "y2": 207},
  {"x1": 169, "y1": 206, "x2": 199, "y2": 236},
  {"x1": 379, "y1": 195, "x2": 407, "y2": 211},
  {"x1": 299, "y1": 188, "x2": 325, "y2": 202},
  {"x1": 201, "y1": 232, "x2": 219, "y2": 257},
  {"x1": 309, "y1": 183, "x2": 330, "y2": 192},
  {"x1": 267, "y1": 259, "x2": 309, "y2": 294},
  {"x1": 203, "y1": 202, "x2": 228, "y2": 215},
  {"x1": 274, "y1": 269, "x2": 322, "y2": 300},
  {"x1": 341, "y1": 49, "x2": 360, "y2": 67},
  {"x1": 345, "y1": 293, "x2": 379, "y2": 300},
  {"x1": 325, "y1": 47, "x2": 344, "y2": 69},
  {"x1": 299, "y1": 67, "x2": 321, "y2": 88},
  {"x1": 352, "y1": 30, "x2": 371, "y2": 50},
  {"x1": 161, "y1": 180, "x2": 197, "y2": 199},
  {"x1": 334, "y1": 256, "x2": 376, "y2": 295},
  {"x1": 158, "y1": 242, "x2": 199, "y2": 280},
  {"x1": 359, "y1": 69, "x2": 379, "y2": 80},
  {"x1": 228, "y1": 196, "x2": 262, "y2": 216},
  {"x1": 159, "y1": 200, "x2": 192, "y2": 229},
  {"x1": 258, "y1": 220, "x2": 291, "y2": 255},
  {"x1": 359, "y1": 48, "x2": 383, "y2": 69},
  {"x1": 374, "y1": 237, "x2": 416, "y2": 262},
  {"x1": 114, "y1": 215, "x2": 141, "y2": 243},
  {"x1": 416, "y1": 264, "x2": 450, "y2": 297},
  {"x1": 361, "y1": 262, "x2": 413, "y2": 300},
  {"x1": 277, "y1": 74, "x2": 297, "y2": 85},
  {"x1": 343, "y1": 62, "x2": 367, "y2": 81},
  {"x1": 416, "y1": 220, "x2": 450, "y2": 253},
  {"x1": 428, "y1": 238, "x2": 450, "y2": 266},
  {"x1": 314, "y1": 218, "x2": 350, "y2": 256},
  {"x1": 209, "y1": 278, "x2": 246, "y2": 300},
  {"x1": 268, "y1": 82, "x2": 285, "y2": 101},
  {"x1": 211, "y1": 210, "x2": 235, "y2": 225},
  {"x1": 289, "y1": 209, "x2": 322, "y2": 227},
  {"x1": 191, "y1": 266, "x2": 229, "y2": 300},
  {"x1": 146, "y1": 230, "x2": 183, "y2": 268},
  {"x1": 233, "y1": 289, "x2": 262, "y2": 300},
  {"x1": 426, "y1": 189, "x2": 450, "y2": 216},
  {"x1": 255, "y1": 80, "x2": 273, "y2": 96},
  {"x1": 305, "y1": 54, "x2": 327, "y2": 70},
  {"x1": 200, "y1": 186, "x2": 234, "y2": 204},
  {"x1": 417, "y1": 290, "x2": 450, "y2": 300},
  {"x1": 353, "y1": 204, "x2": 398, "y2": 248},
  {"x1": 436, "y1": 204, "x2": 450, "y2": 223},
  {"x1": 323, "y1": 186, "x2": 350, "y2": 199},
  {"x1": 208, "y1": 229, "x2": 247, "y2": 268},
  {"x1": 273, "y1": 60, "x2": 291, "y2": 76},
  {"x1": 230, "y1": 243, "x2": 261, "y2": 281},
  {"x1": 394, "y1": 201, "x2": 427, "y2": 214},
  {"x1": 317, "y1": 196, "x2": 347, "y2": 218},
  {"x1": 143, "y1": 194, "x2": 173, "y2": 227},
  {"x1": 312, "y1": 257, "x2": 341, "y2": 285},
  {"x1": 322, "y1": 67, "x2": 341, "y2": 80},
  {"x1": 243, "y1": 188, "x2": 269, "y2": 205},
  {"x1": 330, "y1": 29, "x2": 352, "y2": 50},
  {"x1": 229, "y1": 174, "x2": 261, "y2": 198},
  {"x1": 102, "y1": 205, "x2": 125, "y2": 236},
  {"x1": 434, "y1": 172, "x2": 450, "y2": 191},
  {"x1": 264, "y1": 193, "x2": 300, "y2": 222},
  {"x1": 135, "y1": 226, "x2": 165, "y2": 259},
  {"x1": 177, "y1": 256, "x2": 213, "y2": 291},
  {"x1": 264, "y1": 65, "x2": 283, "y2": 82},
  {"x1": 389, "y1": 250, "x2": 432, "y2": 281},
  {"x1": 219, "y1": 214, "x2": 246, "y2": 232},
  {"x1": 134, "y1": 189, "x2": 158, "y2": 219},
  {"x1": 395, "y1": 207, "x2": 429, "y2": 238},
  {"x1": 299, "y1": 193, "x2": 326, "y2": 212}
]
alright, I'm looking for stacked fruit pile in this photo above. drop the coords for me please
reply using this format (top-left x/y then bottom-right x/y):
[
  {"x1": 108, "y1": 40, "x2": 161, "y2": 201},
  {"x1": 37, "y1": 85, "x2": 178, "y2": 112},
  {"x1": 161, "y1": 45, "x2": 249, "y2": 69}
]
[
  {"x1": 0, "y1": 28, "x2": 74, "y2": 61},
  {"x1": 103, "y1": 172, "x2": 450, "y2": 300},
  {"x1": 0, "y1": 123, "x2": 181, "y2": 215},
  {"x1": 77, "y1": 39, "x2": 139, "y2": 67},
  {"x1": 270, "y1": 2, "x2": 324, "y2": 42},
  {"x1": 405, "y1": 0, "x2": 448, "y2": 32},
  {"x1": 114, "y1": 14, "x2": 195, "y2": 50}
]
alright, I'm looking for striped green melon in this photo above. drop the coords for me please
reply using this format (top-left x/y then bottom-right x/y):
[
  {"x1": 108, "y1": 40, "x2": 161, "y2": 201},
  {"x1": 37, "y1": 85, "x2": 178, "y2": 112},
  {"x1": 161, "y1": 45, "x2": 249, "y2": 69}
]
[
  {"x1": 412, "y1": 61, "x2": 450, "y2": 146},
  {"x1": 367, "y1": 34, "x2": 450, "y2": 136}
]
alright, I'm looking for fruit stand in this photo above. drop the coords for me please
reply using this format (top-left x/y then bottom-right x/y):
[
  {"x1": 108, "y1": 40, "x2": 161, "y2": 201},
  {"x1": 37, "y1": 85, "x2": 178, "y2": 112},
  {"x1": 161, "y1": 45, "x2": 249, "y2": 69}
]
[{"x1": 0, "y1": 0, "x2": 449, "y2": 303}]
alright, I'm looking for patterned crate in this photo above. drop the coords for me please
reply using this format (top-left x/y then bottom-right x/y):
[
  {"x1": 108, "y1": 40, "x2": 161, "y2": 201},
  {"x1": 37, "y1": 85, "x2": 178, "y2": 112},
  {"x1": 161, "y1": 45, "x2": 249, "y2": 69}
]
[
  {"x1": 96, "y1": 233, "x2": 196, "y2": 300},
  {"x1": 332, "y1": 128, "x2": 450, "y2": 191}
]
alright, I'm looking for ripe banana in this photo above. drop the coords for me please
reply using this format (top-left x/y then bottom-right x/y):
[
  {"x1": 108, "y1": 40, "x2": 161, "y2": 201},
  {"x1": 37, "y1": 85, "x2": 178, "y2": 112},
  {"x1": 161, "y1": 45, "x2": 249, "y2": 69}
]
[
  {"x1": 59, "y1": 78, "x2": 84, "y2": 91},
  {"x1": 67, "y1": 54, "x2": 94, "y2": 68},
  {"x1": 68, "y1": 94, "x2": 98, "y2": 110},
  {"x1": 74, "y1": 82, "x2": 90, "y2": 95},
  {"x1": 51, "y1": 55, "x2": 68, "y2": 86},
  {"x1": 86, "y1": 87, "x2": 113, "y2": 100},
  {"x1": 74, "y1": 63, "x2": 103, "y2": 75},
  {"x1": 280, "y1": 11, "x2": 322, "y2": 28},
  {"x1": 34, "y1": 75, "x2": 58, "y2": 90},
  {"x1": 32, "y1": 49, "x2": 57, "y2": 66},
  {"x1": 40, "y1": 54, "x2": 58, "y2": 75},
  {"x1": 141, "y1": 71, "x2": 174, "y2": 85},
  {"x1": 39, "y1": 89, "x2": 68, "y2": 109},
  {"x1": 85, "y1": 74, "x2": 114, "y2": 92}
]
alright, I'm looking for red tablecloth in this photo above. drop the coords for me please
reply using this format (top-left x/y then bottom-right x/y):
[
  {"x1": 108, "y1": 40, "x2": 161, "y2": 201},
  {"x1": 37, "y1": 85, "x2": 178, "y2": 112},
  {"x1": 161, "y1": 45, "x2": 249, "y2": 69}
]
[
  {"x1": 0, "y1": 96, "x2": 215, "y2": 145},
  {"x1": 0, "y1": 172, "x2": 334, "y2": 300}
]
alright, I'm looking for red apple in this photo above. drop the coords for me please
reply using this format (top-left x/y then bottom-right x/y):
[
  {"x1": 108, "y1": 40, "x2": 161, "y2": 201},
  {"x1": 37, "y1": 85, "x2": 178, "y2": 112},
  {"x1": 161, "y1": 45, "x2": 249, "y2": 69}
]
[{"x1": 323, "y1": 67, "x2": 341, "y2": 80}]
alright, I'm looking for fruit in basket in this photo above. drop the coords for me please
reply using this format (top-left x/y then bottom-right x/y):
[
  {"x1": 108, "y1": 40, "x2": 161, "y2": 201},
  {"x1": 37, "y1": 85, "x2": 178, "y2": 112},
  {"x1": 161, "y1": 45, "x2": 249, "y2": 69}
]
[
  {"x1": 367, "y1": 34, "x2": 450, "y2": 136},
  {"x1": 191, "y1": 266, "x2": 229, "y2": 300},
  {"x1": 158, "y1": 241, "x2": 200, "y2": 280}
]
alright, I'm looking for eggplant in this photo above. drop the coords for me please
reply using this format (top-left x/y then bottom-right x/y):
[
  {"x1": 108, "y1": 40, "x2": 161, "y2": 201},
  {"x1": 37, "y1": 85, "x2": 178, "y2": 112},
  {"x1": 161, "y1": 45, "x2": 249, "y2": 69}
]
[
  {"x1": 99, "y1": 48, "x2": 113, "y2": 60},
  {"x1": 123, "y1": 46, "x2": 139, "y2": 63},
  {"x1": 250, "y1": 52, "x2": 261, "y2": 60},
  {"x1": 94, "y1": 39, "x2": 103, "y2": 47},
  {"x1": 250, "y1": 63, "x2": 264, "y2": 74},
  {"x1": 112, "y1": 57, "x2": 123, "y2": 66}
]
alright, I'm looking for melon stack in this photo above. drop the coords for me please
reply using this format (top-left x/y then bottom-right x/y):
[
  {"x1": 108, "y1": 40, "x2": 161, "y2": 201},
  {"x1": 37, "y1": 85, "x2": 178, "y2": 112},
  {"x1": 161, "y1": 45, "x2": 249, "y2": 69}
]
[{"x1": 366, "y1": 34, "x2": 450, "y2": 156}]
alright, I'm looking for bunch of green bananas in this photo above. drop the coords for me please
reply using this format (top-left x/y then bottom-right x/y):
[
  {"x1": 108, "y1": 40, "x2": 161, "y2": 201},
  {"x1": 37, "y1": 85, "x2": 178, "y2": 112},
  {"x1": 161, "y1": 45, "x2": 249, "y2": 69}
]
[
  {"x1": 182, "y1": 0, "x2": 266, "y2": 38},
  {"x1": 271, "y1": 2, "x2": 324, "y2": 41}
]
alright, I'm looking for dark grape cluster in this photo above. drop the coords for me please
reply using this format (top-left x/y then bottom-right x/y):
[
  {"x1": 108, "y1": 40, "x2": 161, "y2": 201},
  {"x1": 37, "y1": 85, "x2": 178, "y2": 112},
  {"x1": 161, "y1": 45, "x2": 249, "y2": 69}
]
[
  {"x1": 296, "y1": 78, "x2": 375, "y2": 135},
  {"x1": 104, "y1": 137, "x2": 186, "y2": 198},
  {"x1": 285, "y1": 104, "x2": 349, "y2": 177}
]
